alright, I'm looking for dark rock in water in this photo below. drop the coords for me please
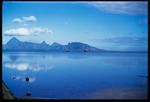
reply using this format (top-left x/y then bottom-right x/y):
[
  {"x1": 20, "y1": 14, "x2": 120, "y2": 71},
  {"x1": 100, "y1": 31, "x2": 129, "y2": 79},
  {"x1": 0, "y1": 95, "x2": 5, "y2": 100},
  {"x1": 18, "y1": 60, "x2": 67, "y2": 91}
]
[
  {"x1": 12, "y1": 75, "x2": 20, "y2": 80},
  {"x1": 25, "y1": 77, "x2": 29, "y2": 82},
  {"x1": 12, "y1": 76, "x2": 16, "y2": 80},
  {"x1": 26, "y1": 92, "x2": 31, "y2": 96}
]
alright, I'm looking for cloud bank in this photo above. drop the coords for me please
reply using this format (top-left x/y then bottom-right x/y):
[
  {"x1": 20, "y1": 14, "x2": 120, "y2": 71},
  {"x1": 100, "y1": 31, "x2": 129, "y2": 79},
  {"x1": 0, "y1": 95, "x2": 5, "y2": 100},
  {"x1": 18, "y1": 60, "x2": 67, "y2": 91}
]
[
  {"x1": 5, "y1": 16, "x2": 53, "y2": 36},
  {"x1": 92, "y1": 36, "x2": 148, "y2": 51},
  {"x1": 87, "y1": 1, "x2": 148, "y2": 15},
  {"x1": 4, "y1": 27, "x2": 53, "y2": 36},
  {"x1": 100, "y1": 37, "x2": 147, "y2": 44},
  {"x1": 23, "y1": 16, "x2": 37, "y2": 22},
  {"x1": 4, "y1": 28, "x2": 30, "y2": 36},
  {"x1": 12, "y1": 16, "x2": 37, "y2": 26}
]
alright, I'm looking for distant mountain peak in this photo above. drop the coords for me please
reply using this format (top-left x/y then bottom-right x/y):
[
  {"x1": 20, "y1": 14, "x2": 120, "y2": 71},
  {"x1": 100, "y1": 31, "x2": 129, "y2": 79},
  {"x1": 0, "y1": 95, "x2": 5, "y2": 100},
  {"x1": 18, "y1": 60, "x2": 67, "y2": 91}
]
[
  {"x1": 41, "y1": 41, "x2": 47, "y2": 44},
  {"x1": 51, "y1": 42, "x2": 61, "y2": 46},
  {"x1": 68, "y1": 42, "x2": 89, "y2": 47},
  {"x1": 40, "y1": 41, "x2": 50, "y2": 47},
  {"x1": 7, "y1": 37, "x2": 20, "y2": 44},
  {"x1": 10, "y1": 37, "x2": 19, "y2": 41}
]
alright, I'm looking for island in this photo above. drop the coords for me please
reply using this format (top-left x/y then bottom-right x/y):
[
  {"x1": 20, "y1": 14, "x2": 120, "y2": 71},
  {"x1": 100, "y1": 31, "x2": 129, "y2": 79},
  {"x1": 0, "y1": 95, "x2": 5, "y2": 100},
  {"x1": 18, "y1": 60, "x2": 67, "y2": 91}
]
[{"x1": 3, "y1": 37, "x2": 106, "y2": 52}]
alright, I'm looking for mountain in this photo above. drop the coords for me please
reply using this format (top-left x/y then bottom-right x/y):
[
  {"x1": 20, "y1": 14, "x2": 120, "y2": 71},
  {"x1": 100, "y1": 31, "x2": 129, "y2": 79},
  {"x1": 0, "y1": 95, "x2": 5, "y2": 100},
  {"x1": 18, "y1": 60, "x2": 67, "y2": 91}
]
[
  {"x1": 65, "y1": 42, "x2": 102, "y2": 52},
  {"x1": 3, "y1": 37, "x2": 51, "y2": 51},
  {"x1": 51, "y1": 42, "x2": 64, "y2": 50},
  {"x1": 7, "y1": 37, "x2": 20, "y2": 45},
  {"x1": 3, "y1": 37, "x2": 105, "y2": 52}
]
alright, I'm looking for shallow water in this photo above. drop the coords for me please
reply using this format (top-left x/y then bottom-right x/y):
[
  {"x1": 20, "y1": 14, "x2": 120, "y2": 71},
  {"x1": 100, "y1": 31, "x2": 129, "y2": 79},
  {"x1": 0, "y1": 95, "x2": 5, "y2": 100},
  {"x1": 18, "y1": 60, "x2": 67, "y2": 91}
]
[{"x1": 2, "y1": 52, "x2": 148, "y2": 99}]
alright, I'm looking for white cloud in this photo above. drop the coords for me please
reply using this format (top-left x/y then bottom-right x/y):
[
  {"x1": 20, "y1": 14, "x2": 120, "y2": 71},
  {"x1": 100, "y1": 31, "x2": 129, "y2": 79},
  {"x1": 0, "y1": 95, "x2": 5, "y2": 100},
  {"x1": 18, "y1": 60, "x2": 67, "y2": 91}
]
[
  {"x1": 87, "y1": 1, "x2": 148, "y2": 15},
  {"x1": 12, "y1": 16, "x2": 37, "y2": 25},
  {"x1": 23, "y1": 16, "x2": 37, "y2": 22},
  {"x1": 30, "y1": 27, "x2": 53, "y2": 34},
  {"x1": 4, "y1": 27, "x2": 53, "y2": 36},
  {"x1": 4, "y1": 28, "x2": 30, "y2": 36},
  {"x1": 13, "y1": 18, "x2": 24, "y2": 24},
  {"x1": 10, "y1": 16, "x2": 53, "y2": 35}
]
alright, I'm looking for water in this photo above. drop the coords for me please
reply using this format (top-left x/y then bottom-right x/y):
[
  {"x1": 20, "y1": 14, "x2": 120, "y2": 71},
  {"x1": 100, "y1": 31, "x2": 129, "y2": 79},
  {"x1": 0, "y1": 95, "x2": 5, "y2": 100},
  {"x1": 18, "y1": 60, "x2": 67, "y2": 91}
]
[{"x1": 2, "y1": 52, "x2": 148, "y2": 99}]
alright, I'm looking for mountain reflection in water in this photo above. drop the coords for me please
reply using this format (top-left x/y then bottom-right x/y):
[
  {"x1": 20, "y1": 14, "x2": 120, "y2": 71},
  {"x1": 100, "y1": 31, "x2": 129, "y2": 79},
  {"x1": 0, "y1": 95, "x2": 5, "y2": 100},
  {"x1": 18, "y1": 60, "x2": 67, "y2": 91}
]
[{"x1": 2, "y1": 52, "x2": 148, "y2": 99}]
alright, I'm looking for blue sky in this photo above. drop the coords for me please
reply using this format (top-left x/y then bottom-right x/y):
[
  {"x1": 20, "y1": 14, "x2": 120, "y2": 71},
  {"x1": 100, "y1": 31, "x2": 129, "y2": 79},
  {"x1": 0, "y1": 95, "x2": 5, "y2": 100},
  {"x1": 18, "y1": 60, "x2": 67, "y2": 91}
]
[{"x1": 2, "y1": 1, "x2": 148, "y2": 51}]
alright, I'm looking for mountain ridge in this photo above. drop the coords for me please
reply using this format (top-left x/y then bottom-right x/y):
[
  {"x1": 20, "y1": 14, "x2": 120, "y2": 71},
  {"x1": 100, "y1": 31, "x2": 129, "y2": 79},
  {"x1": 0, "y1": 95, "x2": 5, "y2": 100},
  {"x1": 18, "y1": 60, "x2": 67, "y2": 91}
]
[
  {"x1": 3, "y1": 37, "x2": 105, "y2": 52},
  {"x1": 3, "y1": 37, "x2": 147, "y2": 53}
]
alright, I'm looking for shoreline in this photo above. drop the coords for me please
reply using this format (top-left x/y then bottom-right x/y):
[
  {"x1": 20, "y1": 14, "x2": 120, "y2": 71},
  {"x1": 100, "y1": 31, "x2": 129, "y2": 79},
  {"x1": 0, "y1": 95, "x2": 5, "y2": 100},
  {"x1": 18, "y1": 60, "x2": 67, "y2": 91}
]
[{"x1": 2, "y1": 81, "x2": 16, "y2": 99}]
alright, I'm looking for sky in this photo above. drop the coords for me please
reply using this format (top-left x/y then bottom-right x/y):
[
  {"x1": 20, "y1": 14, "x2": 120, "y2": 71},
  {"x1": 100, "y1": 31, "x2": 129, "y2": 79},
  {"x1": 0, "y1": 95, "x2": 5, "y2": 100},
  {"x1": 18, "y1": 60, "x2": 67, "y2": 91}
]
[{"x1": 2, "y1": 1, "x2": 148, "y2": 51}]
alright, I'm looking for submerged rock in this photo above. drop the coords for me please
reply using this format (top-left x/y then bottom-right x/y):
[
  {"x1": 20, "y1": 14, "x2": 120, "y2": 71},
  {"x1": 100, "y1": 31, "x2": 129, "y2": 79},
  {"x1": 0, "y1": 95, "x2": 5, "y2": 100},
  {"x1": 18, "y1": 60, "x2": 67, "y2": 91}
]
[
  {"x1": 12, "y1": 76, "x2": 16, "y2": 80},
  {"x1": 25, "y1": 77, "x2": 29, "y2": 82},
  {"x1": 26, "y1": 92, "x2": 31, "y2": 96}
]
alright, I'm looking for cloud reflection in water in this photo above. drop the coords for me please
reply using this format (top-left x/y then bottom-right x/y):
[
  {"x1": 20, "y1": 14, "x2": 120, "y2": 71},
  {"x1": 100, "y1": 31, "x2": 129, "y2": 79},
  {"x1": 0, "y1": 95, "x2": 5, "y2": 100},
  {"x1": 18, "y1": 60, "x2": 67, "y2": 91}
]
[
  {"x1": 12, "y1": 75, "x2": 36, "y2": 83},
  {"x1": 4, "y1": 63, "x2": 54, "y2": 72},
  {"x1": 23, "y1": 77, "x2": 36, "y2": 83}
]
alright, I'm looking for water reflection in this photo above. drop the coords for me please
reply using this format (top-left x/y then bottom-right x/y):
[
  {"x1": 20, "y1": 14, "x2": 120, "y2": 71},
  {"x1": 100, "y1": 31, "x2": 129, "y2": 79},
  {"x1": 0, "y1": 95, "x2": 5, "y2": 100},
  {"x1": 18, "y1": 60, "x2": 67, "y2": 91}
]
[
  {"x1": 23, "y1": 77, "x2": 36, "y2": 83},
  {"x1": 4, "y1": 63, "x2": 54, "y2": 72},
  {"x1": 11, "y1": 75, "x2": 36, "y2": 83},
  {"x1": 5, "y1": 52, "x2": 147, "y2": 61},
  {"x1": 87, "y1": 88, "x2": 147, "y2": 99},
  {"x1": 3, "y1": 52, "x2": 147, "y2": 99},
  {"x1": 8, "y1": 55, "x2": 19, "y2": 61},
  {"x1": 5, "y1": 63, "x2": 28, "y2": 71},
  {"x1": 5, "y1": 52, "x2": 99, "y2": 60},
  {"x1": 12, "y1": 75, "x2": 21, "y2": 80}
]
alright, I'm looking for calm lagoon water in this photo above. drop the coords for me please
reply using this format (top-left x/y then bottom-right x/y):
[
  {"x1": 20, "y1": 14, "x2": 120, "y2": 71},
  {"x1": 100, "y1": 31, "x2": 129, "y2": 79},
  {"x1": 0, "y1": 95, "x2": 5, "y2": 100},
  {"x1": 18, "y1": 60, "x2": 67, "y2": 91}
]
[{"x1": 2, "y1": 52, "x2": 148, "y2": 99}]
